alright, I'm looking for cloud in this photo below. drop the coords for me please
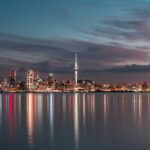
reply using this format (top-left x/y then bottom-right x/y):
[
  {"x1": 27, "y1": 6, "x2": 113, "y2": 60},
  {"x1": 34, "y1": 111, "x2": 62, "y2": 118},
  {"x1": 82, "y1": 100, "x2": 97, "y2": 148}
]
[
  {"x1": 106, "y1": 64, "x2": 150, "y2": 73},
  {"x1": 89, "y1": 19, "x2": 149, "y2": 42},
  {"x1": 131, "y1": 7, "x2": 150, "y2": 19},
  {"x1": 76, "y1": 40, "x2": 149, "y2": 67},
  {"x1": 83, "y1": 6, "x2": 150, "y2": 45},
  {"x1": 0, "y1": 33, "x2": 149, "y2": 80}
]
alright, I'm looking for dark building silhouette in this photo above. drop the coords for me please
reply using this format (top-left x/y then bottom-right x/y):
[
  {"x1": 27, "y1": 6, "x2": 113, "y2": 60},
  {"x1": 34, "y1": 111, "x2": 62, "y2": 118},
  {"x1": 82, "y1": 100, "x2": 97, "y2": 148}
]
[{"x1": 9, "y1": 70, "x2": 16, "y2": 87}]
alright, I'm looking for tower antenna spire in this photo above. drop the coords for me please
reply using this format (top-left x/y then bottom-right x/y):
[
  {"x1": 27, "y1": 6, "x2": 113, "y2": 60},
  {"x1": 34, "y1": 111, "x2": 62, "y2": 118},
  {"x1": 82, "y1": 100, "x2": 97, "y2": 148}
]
[{"x1": 74, "y1": 53, "x2": 78, "y2": 86}]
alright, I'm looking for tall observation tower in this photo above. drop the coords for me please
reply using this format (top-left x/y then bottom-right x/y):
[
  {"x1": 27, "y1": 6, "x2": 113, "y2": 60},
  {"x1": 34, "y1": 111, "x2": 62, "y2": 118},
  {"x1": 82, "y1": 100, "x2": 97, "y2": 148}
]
[{"x1": 74, "y1": 53, "x2": 78, "y2": 86}]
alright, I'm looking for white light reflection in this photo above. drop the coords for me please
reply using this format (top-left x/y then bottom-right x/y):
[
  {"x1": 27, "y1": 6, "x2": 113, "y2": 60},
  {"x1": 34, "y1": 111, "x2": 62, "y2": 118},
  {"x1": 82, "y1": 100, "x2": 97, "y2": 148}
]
[
  {"x1": 37, "y1": 94, "x2": 43, "y2": 131},
  {"x1": 49, "y1": 93, "x2": 54, "y2": 146},
  {"x1": 104, "y1": 94, "x2": 108, "y2": 128},
  {"x1": 133, "y1": 94, "x2": 137, "y2": 123},
  {"x1": 6, "y1": 94, "x2": 9, "y2": 117},
  {"x1": 74, "y1": 93, "x2": 79, "y2": 150},
  {"x1": 91, "y1": 94, "x2": 95, "y2": 127},
  {"x1": 0, "y1": 94, "x2": 2, "y2": 131},
  {"x1": 62, "y1": 94, "x2": 66, "y2": 122},
  {"x1": 148, "y1": 95, "x2": 150, "y2": 113},
  {"x1": 82, "y1": 94, "x2": 86, "y2": 130},
  {"x1": 121, "y1": 94, "x2": 125, "y2": 116},
  {"x1": 133, "y1": 94, "x2": 142, "y2": 126},
  {"x1": 138, "y1": 94, "x2": 142, "y2": 125},
  {"x1": 27, "y1": 93, "x2": 34, "y2": 147},
  {"x1": 18, "y1": 94, "x2": 22, "y2": 127}
]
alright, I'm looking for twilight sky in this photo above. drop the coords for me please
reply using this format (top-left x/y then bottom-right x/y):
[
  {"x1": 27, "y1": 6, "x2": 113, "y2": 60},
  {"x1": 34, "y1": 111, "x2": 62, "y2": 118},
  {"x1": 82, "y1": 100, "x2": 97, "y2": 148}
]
[{"x1": 1, "y1": 0, "x2": 150, "y2": 82}]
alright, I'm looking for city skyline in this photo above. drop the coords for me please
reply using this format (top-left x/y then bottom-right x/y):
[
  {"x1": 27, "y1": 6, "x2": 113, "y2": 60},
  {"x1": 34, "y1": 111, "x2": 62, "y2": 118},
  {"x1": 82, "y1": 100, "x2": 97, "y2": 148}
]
[{"x1": 1, "y1": 0, "x2": 150, "y2": 82}]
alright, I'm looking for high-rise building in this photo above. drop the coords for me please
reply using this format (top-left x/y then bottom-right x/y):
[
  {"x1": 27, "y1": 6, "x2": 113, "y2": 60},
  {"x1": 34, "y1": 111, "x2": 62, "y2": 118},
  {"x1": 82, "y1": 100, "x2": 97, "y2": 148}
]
[
  {"x1": 9, "y1": 70, "x2": 16, "y2": 87},
  {"x1": 26, "y1": 70, "x2": 38, "y2": 90},
  {"x1": 47, "y1": 73, "x2": 55, "y2": 87},
  {"x1": 74, "y1": 53, "x2": 78, "y2": 85},
  {"x1": 2, "y1": 78, "x2": 8, "y2": 87}
]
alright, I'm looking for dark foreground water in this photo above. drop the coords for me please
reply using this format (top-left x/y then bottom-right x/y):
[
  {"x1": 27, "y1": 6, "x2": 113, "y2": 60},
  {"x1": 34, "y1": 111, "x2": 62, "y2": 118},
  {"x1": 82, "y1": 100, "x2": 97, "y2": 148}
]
[{"x1": 0, "y1": 93, "x2": 150, "y2": 150}]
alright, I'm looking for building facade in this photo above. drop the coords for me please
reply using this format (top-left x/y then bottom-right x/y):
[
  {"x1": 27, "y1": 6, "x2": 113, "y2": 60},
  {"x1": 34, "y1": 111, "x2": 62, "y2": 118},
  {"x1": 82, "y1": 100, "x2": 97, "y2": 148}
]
[{"x1": 26, "y1": 70, "x2": 38, "y2": 90}]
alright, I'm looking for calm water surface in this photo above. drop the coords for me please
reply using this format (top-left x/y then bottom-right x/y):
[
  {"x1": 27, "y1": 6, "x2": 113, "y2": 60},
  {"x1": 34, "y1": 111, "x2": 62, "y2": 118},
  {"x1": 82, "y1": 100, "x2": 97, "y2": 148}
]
[{"x1": 0, "y1": 93, "x2": 150, "y2": 150}]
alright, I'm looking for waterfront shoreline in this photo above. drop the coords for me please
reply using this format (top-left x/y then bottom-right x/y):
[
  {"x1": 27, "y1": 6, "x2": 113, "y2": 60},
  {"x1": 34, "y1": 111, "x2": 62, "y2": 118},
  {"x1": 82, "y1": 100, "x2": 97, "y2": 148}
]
[{"x1": 1, "y1": 90, "x2": 150, "y2": 94}]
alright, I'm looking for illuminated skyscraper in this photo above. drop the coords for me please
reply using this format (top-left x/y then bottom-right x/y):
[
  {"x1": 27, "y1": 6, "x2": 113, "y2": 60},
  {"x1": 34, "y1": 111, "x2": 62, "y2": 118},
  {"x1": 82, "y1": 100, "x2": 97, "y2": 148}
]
[
  {"x1": 26, "y1": 70, "x2": 38, "y2": 90},
  {"x1": 74, "y1": 54, "x2": 78, "y2": 86},
  {"x1": 9, "y1": 70, "x2": 16, "y2": 87},
  {"x1": 47, "y1": 73, "x2": 55, "y2": 87},
  {"x1": 2, "y1": 78, "x2": 8, "y2": 87}
]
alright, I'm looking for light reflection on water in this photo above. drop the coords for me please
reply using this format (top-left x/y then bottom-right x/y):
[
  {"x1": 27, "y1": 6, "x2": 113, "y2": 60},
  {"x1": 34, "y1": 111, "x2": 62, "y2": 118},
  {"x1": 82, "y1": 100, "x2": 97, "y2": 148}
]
[
  {"x1": 0, "y1": 94, "x2": 2, "y2": 136},
  {"x1": 49, "y1": 93, "x2": 54, "y2": 147},
  {"x1": 0, "y1": 93, "x2": 150, "y2": 150},
  {"x1": 74, "y1": 93, "x2": 79, "y2": 150},
  {"x1": 27, "y1": 93, "x2": 35, "y2": 146}
]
